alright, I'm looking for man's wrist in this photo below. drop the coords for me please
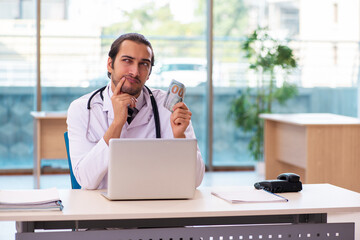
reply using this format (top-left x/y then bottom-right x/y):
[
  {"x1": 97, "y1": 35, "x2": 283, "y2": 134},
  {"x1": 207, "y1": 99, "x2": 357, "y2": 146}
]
[
  {"x1": 174, "y1": 133, "x2": 186, "y2": 138},
  {"x1": 104, "y1": 122, "x2": 123, "y2": 145}
]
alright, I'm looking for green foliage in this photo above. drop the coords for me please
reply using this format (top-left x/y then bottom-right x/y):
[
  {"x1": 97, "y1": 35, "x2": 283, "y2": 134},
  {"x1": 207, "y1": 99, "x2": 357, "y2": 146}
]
[
  {"x1": 101, "y1": 0, "x2": 248, "y2": 62},
  {"x1": 103, "y1": 0, "x2": 248, "y2": 38},
  {"x1": 102, "y1": 3, "x2": 204, "y2": 38},
  {"x1": 274, "y1": 81, "x2": 298, "y2": 105},
  {"x1": 101, "y1": 2, "x2": 207, "y2": 56},
  {"x1": 229, "y1": 27, "x2": 298, "y2": 161},
  {"x1": 212, "y1": 0, "x2": 248, "y2": 37}
]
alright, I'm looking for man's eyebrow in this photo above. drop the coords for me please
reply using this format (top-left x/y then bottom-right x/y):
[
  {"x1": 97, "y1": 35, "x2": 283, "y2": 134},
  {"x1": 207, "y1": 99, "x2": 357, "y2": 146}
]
[
  {"x1": 121, "y1": 55, "x2": 135, "y2": 59},
  {"x1": 141, "y1": 58, "x2": 151, "y2": 63},
  {"x1": 121, "y1": 55, "x2": 151, "y2": 63}
]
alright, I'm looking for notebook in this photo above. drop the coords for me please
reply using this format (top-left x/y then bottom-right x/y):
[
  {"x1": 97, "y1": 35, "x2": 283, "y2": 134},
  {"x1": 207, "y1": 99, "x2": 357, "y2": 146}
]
[
  {"x1": 102, "y1": 138, "x2": 197, "y2": 200},
  {"x1": 211, "y1": 188, "x2": 288, "y2": 204},
  {"x1": 0, "y1": 188, "x2": 63, "y2": 211}
]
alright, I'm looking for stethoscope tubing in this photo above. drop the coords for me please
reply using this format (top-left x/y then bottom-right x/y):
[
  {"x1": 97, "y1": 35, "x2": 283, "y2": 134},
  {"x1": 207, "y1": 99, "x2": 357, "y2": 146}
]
[{"x1": 86, "y1": 85, "x2": 161, "y2": 142}]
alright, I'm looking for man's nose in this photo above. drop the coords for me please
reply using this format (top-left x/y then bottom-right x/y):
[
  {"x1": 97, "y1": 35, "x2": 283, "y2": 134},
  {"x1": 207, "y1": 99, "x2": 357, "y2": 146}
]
[{"x1": 129, "y1": 64, "x2": 140, "y2": 76}]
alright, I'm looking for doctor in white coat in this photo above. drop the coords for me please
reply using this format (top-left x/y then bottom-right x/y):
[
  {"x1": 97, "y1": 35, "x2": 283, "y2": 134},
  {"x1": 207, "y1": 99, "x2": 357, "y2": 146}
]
[{"x1": 67, "y1": 33, "x2": 205, "y2": 190}]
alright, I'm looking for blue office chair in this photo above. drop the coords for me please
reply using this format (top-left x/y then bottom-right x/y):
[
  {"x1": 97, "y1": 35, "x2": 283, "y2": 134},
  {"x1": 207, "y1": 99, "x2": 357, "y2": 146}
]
[{"x1": 64, "y1": 132, "x2": 81, "y2": 189}]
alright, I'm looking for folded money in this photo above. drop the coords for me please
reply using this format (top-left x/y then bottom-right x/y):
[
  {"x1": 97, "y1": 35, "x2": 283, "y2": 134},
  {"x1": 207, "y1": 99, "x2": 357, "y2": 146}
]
[{"x1": 164, "y1": 79, "x2": 185, "y2": 112}]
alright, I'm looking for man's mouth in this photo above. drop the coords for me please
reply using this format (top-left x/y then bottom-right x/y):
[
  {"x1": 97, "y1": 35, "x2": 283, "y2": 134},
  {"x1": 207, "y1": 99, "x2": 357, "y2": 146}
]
[{"x1": 124, "y1": 76, "x2": 140, "y2": 84}]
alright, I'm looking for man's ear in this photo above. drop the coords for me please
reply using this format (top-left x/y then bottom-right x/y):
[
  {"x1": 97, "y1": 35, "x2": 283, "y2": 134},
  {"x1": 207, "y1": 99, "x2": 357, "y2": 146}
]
[{"x1": 107, "y1": 57, "x2": 113, "y2": 73}]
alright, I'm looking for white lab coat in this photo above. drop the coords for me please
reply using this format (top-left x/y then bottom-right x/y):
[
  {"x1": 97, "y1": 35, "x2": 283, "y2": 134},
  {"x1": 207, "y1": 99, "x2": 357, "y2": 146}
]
[{"x1": 67, "y1": 83, "x2": 205, "y2": 190}]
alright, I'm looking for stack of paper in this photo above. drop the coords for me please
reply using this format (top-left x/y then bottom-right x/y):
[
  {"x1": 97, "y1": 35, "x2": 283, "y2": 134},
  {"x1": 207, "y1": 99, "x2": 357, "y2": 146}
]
[
  {"x1": 0, "y1": 188, "x2": 63, "y2": 211},
  {"x1": 211, "y1": 188, "x2": 288, "y2": 204}
]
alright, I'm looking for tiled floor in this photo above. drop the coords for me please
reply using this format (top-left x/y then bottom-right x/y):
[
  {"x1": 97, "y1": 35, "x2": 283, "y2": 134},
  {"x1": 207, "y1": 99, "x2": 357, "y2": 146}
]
[{"x1": 0, "y1": 171, "x2": 264, "y2": 240}]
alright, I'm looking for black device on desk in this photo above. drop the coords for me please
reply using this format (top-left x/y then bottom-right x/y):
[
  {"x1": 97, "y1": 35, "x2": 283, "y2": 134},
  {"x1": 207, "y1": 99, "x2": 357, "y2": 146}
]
[{"x1": 254, "y1": 173, "x2": 302, "y2": 193}]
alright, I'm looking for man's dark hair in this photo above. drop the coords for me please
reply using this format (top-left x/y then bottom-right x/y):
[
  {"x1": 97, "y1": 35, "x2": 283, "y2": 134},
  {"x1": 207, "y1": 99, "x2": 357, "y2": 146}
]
[{"x1": 107, "y1": 33, "x2": 155, "y2": 78}]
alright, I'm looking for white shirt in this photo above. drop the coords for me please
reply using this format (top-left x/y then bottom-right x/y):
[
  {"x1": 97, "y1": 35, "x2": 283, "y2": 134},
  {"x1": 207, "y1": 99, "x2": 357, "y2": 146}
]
[{"x1": 67, "y1": 83, "x2": 205, "y2": 190}]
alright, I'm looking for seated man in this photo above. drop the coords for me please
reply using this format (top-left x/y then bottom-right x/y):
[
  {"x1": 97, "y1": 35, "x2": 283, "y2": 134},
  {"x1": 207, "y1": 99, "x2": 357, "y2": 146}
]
[{"x1": 67, "y1": 33, "x2": 205, "y2": 189}]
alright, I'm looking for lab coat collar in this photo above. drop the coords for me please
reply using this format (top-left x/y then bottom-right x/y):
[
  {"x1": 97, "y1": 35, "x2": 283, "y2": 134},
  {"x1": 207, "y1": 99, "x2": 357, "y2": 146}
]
[{"x1": 135, "y1": 90, "x2": 145, "y2": 111}]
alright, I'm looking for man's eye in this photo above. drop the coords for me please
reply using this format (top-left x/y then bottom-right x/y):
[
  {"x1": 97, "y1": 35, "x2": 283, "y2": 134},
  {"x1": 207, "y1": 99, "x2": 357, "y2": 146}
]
[
  {"x1": 141, "y1": 62, "x2": 149, "y2": 67},
  {"x1": 123, "y1": 59, "x2": 131, "y2": 63}
]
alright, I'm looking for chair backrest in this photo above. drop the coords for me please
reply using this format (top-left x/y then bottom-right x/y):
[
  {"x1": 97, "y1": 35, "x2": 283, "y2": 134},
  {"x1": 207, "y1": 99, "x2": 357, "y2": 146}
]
[{"x1": 64, "y1": 132, "x2": 81, "y2": 189}]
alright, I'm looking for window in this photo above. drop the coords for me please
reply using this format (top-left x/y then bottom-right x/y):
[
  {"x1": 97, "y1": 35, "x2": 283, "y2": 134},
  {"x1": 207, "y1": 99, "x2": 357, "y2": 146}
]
[
  {"x1": 334, "y1": 3, "x2": 338, "y2": 23},
  {"x1": 41, "y1": 0, "x2": 208, "y2": 167},
  {"x1": 0, "y1": 0, "x2": 359, "y2": 171},
  {"x1": 0, "y1": 0, "x2": 35, "y2": 169}
]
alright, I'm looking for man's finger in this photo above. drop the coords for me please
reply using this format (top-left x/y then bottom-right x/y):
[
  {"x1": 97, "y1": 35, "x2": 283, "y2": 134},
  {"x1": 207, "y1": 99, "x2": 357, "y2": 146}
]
[
  {"x1": 172, "y1": 108, "x2": 192, "y2": 118},
  {"x1": 112, "y1": 93, "x2": 137, "y2": 108},
  {"x1": 113, "y1": 77, "x2": 126, "y2": 96},
  {"x1": 176, "y1": 113, "x2": 191, "y2": 120},
  {"x1": 174, "y1": 118, "x2": 189, "y2": 126},
  {"x1": 172, "y1": 102, "x2": 189, "y2": 112}
]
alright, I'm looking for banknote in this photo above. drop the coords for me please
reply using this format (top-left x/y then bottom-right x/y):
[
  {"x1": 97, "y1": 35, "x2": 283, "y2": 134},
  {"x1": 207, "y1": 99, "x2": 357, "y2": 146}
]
[{"x1": 164, "y1": 79, "x2": 185, "y2": 112}]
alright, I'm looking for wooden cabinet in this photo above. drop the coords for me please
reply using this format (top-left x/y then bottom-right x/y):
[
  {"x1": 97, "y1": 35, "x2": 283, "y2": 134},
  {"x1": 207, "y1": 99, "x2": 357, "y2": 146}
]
[
  {"x1": 31, "y1": 111, "x2": 67, "y2": 189},
  {"x1": 260, "y1": 113, "x2": 360, "y2": 192}
]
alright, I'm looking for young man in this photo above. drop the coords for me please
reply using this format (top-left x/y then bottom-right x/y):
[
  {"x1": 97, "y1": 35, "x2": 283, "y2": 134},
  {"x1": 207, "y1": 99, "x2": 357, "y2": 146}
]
[{"x1": 67, "y1": 33, "x2": 205, "y2": 189}]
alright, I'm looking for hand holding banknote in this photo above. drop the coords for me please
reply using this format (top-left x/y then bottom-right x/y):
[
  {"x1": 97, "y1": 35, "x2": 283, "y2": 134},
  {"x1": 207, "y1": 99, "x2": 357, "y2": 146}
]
[
  {"x1": 164, "y1": 80, "x2": 192, "y2": 138},
  {"x1": 170, "y1": 101, "x2": 192, "y2": 138}
]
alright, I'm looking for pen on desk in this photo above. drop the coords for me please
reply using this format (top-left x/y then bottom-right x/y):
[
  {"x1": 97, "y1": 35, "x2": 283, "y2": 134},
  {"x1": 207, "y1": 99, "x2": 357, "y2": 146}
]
[{"x1": 262, "y1": 189, "x2": 289, "y2": 202}]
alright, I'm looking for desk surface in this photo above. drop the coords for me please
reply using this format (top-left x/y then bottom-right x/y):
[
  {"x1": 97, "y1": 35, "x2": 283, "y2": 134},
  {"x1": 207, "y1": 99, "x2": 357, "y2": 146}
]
[
  {"x1": 260, "y1": 113, "x2": 360, "y2": 125},
  {"x1": 30, "y1": 111, "x2": 67, "y2": 119},
  {"x1": 1, "y1": 184, "x2": 360, "y2": 222}
]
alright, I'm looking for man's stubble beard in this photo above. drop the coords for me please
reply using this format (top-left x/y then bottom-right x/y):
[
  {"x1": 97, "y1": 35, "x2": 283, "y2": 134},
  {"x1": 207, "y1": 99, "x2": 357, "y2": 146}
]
[{"x1": 112, "y1": 75, "x2": 142, "y2": 96}]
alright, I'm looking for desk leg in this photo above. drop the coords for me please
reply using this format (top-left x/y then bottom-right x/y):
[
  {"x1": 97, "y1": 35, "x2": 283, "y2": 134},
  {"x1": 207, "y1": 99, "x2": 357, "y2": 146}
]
[
  {"x1": 328, "y1": 212, "x2": 360, "y2": 239},
  {"x1": 264, "y1": 120, "x2": 281, "y2": 179},
  {"x1": 16, "y1": 222, "x2": 34, "y2": 233},
  {"x1": 33, "y1": 120, "x2": 41, "y2": 189}
]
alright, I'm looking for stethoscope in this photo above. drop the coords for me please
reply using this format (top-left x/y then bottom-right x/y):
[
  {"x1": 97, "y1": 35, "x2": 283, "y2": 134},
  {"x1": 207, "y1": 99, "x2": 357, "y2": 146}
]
[{"x1": 86, "y1": 85, "x2": 161, "y2": 141}]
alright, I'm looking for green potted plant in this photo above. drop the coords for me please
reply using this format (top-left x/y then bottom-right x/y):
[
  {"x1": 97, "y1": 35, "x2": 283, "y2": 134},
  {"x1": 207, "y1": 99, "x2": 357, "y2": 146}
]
[{"x1": 229, "y1": 27, "x2": 298, "y2": 167}]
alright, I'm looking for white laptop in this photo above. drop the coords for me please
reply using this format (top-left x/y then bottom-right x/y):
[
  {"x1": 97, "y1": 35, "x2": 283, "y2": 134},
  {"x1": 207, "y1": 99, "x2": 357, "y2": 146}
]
[{"x1": 102, "y1": 138, "x2": 197, "y2": 200}]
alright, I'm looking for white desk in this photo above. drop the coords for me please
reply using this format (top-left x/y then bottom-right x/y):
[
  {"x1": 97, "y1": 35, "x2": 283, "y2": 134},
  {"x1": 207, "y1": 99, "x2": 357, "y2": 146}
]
[{"x1": 1, "y1": 184, "x2": 359, "y2": 239}]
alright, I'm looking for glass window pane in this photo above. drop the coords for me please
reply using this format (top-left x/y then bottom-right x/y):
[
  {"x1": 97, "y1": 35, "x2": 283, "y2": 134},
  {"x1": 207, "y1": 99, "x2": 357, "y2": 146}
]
[
  {"x1": 0, "y1": 0, "x2": 19, "y2": 19},
  {"x1": 41, "y1": 0, "x2": 208, "y2": 166},
  {"x1": 213, "y1": 0, "x2": 358, "y2": 167},
  {"x1": 0, "y1": 0, "x2": 36, "y2": 169},
  {"x1": 212, "y1": 0, "x2": 253, "y2": 167}
]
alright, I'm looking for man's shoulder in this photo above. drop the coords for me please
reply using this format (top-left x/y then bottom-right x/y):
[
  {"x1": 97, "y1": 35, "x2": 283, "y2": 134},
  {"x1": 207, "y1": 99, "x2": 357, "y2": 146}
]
[
  {"x1": 150, "y1": 88, "x2": 167, "y2": 99},
  {"x1": 68, "y1": 89, "x2": 104, "y2": 115},
  {"x1": 69, "y1": 92, "x2": 93, "y2": 108}
]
